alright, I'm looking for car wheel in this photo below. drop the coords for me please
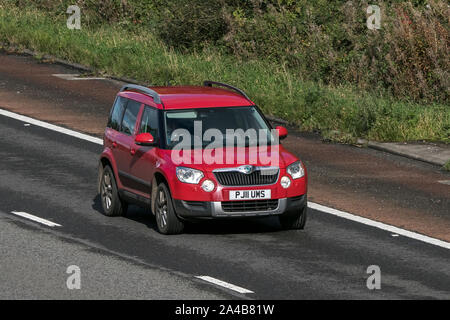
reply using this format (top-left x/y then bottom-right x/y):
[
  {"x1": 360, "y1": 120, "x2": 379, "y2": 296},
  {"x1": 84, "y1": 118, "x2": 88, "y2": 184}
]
[
  {"x1": 100, "y1": 165, "x2": 128, "y2": 217},
  {"x1": 155, "y1": 183, "x2": 184, "y2": 235},
  {"x1": 279, "y1": 205, "x2": 307, "y2": 230}
]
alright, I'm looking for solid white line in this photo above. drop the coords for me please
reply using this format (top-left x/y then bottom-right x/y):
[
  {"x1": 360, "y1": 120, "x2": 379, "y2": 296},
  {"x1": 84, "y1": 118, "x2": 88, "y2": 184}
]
[
  {"x1": 1, "y1": 109, "x2": 449, "y2": 250},
  {"x1": 195, "y1": 276, "x2": 254, "y2": 294},
  {"x1": 52, "y1": 74, "x2": 105, "y2": 80},
  {"x1": 10, "y1": 211, "x2": 62, "y2": 227},
  {"x1": 0, "y1": 108, "x2": 103, "y2": 145},
  {"x1": 308, "y1": 202, "x2": 450, "y2": 250}
]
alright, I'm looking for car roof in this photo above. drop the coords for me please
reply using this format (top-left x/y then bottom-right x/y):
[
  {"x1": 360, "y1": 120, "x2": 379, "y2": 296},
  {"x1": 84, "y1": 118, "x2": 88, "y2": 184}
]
[{"x1": 118, "y1": 85, "x2": 255, "y2": 110}]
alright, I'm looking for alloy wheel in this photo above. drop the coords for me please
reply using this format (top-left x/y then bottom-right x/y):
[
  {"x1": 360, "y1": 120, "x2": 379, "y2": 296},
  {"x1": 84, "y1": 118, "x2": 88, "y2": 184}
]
[
  {"x1": 156, "y1": 189, "x2": 168, "y2": 229},
  {"x1": 101, "y1": 171, "x2": 113, "y2": 210}
]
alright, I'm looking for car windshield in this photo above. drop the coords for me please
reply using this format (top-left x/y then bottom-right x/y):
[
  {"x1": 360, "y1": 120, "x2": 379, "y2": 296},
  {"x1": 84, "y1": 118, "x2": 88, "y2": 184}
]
[{"x1": 164, "y1": 106, "x2": 276, "y2": 149}]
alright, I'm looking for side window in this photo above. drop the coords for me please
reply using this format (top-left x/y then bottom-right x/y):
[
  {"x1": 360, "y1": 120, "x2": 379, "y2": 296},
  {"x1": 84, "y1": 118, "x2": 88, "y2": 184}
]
[
  {"x1": 107, "y1": 96, "x2": 127, "y2": 131},
  {"x1": 120, "y1": 100, "x2": 141, "y2": 135},
  {"x1": 139, "y1": 106, "x2": 159, "y2": 140}
]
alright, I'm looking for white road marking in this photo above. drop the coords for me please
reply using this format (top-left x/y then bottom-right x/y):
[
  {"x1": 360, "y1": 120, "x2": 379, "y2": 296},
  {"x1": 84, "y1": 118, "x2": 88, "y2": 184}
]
[
  {"x1": 10, "y1": 211, "x2": 62, "y2": 227},
  {"x1": 438, "y1": 180, "x2": 450, "y2": 186},
  {"x1": 52, "y1": 73, "x2": 79, "y2": 78},
  {"x1": 308, "y1": 202, "x2": 450, "y2": 250},
  {"x1": 195, "y1": 276, "x2": 254, "y2": 294},
  {"x1": 1, "y1": 109, "x2": 449, "y2": 250},
  {"x1": 52, "y1": 74, "x2": 105, "y2": 80},
  {"x1": 0, "y1": 108, "x2": 103, "y2": 145}
]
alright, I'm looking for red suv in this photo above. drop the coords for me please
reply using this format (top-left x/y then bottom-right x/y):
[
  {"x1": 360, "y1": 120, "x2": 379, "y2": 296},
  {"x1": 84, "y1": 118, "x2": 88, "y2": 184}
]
[{"x1": 98, "y1": 81, "x2": 308, "y2": 234}]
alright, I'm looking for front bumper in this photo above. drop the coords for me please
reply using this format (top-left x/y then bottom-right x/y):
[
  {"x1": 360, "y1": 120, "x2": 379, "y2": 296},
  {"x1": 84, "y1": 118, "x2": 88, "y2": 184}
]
[{"x1": 173, "y1": 194, "x2": 306, "y2": 220}]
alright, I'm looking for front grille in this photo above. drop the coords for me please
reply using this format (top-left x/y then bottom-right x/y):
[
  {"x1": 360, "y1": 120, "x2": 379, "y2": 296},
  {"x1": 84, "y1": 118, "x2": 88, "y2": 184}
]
[
  {"x1": 221, "y1": 199, "x2": 279, "y2": 212},
  {"x1": 214, "y1": 169, "x2": 279, "y2": 186}
]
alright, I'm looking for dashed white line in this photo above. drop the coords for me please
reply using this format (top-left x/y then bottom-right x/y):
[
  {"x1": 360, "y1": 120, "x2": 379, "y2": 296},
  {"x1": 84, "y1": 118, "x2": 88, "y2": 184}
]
[
  {"x1": 195, "y1": 276, "x2": 254, "y2": 294},
  {"x1": 1, "y1": 108, "x2": 449, "y2": 251},
  {"x1": 10, "y1": 211, "x2": 62, "y2": 227},
  {"x1": 308, "y1": 202, "x2": 450, "y2": 250},
  {"x1": 0, "y1": 108, "x2": 103, "y2": 145}
]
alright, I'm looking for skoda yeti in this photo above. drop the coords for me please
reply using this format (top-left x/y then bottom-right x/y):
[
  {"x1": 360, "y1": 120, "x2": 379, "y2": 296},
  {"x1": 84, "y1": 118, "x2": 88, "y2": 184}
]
[{"x1": 98, "y1": 81, "x2": 308, "y2": 234}]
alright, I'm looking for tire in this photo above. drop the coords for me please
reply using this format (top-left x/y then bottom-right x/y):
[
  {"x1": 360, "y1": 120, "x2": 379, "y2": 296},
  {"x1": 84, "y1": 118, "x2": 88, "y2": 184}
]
[
  {"x1": 100, "y1": 165, "x2": 128, "y2": 217},
  {"x1": 155, "y1": 183, "x2": 184, "y2": 235},
  {"x1": 279, "y1": 205, "x2": 307, "y2": 230}
]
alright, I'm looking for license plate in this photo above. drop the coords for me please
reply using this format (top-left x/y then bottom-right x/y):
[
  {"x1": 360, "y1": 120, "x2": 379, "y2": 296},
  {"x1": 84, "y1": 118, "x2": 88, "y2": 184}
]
[{"x1": 229, "y1": 190, "x2": 271, "y2": 200}]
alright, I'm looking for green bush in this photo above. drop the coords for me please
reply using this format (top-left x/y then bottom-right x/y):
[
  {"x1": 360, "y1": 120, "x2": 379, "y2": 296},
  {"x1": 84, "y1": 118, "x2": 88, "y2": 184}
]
[
  {"x1": 5, "y1": 0, "x2": 447, "y2": 104},
  {"x1": 222, "y1": 0, "x2": 448, "y2": 103},
  {"x1": 156, "y1": 0, "x2": 228, "y2": 49}
]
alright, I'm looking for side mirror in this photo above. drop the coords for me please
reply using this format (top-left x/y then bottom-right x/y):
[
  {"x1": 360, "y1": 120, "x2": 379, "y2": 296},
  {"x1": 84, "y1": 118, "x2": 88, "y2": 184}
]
[
  {"x1": 276, "y1": 126, "x2": 288, "y2": 140},
  {"x1": 135, "y1": 133, "x2": 156, "y2": 146}
]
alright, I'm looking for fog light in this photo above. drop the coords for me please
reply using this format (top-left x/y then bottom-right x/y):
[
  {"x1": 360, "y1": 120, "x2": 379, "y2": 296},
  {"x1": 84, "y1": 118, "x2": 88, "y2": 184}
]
[
  {"x1": 280, "y1": 176, "x2": 291, "y2": 189},
  {"x1": 201, "y1": 179, "x2": 215, "y2": 192}
]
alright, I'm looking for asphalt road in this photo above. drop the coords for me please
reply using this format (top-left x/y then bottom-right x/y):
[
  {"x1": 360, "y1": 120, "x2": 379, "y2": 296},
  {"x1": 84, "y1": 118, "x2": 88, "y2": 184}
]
[
  {"x1": 0, "y1": 216, "x2": 231, "y2": 300},
  {"x1": 1, "y1": 114, "x2": 449, "y2": 299}
]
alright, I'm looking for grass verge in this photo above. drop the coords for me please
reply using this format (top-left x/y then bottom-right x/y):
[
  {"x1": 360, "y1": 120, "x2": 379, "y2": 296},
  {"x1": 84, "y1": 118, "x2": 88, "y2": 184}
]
[
  {"x1": 444, "y1": 160, "x2": 450, "y2": 172},
  {"x1": 0, "y1": 4, "x2": 448, "y2": 143}
]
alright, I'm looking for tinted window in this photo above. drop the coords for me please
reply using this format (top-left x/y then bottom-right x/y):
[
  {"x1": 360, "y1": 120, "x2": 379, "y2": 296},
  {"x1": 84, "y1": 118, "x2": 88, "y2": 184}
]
[
  {"x1": 108, "y1": 96, "x2": 127, "y2": 131},
  {"x1": 120, "y1": 100, "x2": 141, "y2": 135},
  {"x1": 139, "y1": 106, "x2": 159, "y2": 140}
]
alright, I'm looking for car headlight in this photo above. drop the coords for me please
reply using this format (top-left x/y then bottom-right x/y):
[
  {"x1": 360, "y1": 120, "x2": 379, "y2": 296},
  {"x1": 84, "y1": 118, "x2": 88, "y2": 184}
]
[
  {"x1": 176, "y1": 167, "x2": 204, "y2": 184},
  {"x1": 286, "y1": 161, "x2": 305, "y2": 179}
]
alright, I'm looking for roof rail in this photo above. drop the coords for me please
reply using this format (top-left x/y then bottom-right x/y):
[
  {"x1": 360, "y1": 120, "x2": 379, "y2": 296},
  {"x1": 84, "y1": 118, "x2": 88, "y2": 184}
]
[
  {"x1": 203, "y1": 81, "x2": 250, "y2": 100},
  {"x1": 120, "y1": 84, "x2": 161, "y2": 104}
]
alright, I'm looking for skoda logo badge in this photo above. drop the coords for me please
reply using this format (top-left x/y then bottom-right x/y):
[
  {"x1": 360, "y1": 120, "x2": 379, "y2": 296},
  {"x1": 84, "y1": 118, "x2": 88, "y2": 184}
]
[{"x1": 238, "y1": 165, "x2": 254, "y2": 175}]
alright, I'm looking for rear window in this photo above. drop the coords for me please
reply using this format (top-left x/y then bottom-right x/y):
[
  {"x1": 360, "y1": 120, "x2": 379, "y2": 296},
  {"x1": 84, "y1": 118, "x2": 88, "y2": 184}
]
[
  {"x1": 107, "y1": 96, "x2": 127, "y2": 131},
  {"x1": 120, "y1": 100, "x2": 141, "y2": 135}
]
